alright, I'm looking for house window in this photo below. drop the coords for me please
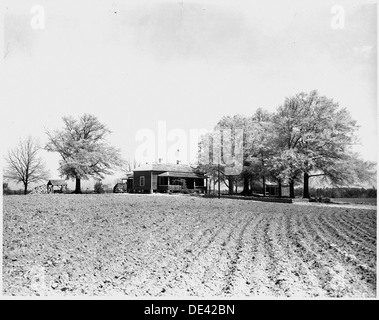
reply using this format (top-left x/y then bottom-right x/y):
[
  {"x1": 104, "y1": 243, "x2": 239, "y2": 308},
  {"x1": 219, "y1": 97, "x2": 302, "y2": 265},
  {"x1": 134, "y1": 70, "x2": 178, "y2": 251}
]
[{"x1": 140, "y1": 176, "x2": 145, "y2": 187}]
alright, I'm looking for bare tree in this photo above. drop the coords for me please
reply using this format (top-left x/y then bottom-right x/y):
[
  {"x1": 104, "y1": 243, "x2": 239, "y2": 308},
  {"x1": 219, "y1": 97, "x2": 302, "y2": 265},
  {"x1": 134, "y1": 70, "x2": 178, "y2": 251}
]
[
  {"x1": 122, "y1": 158, "x2": 139, "y2": 175},
  {"x1": 4, "y1": 136, "x2": 50, "y2": 194}
]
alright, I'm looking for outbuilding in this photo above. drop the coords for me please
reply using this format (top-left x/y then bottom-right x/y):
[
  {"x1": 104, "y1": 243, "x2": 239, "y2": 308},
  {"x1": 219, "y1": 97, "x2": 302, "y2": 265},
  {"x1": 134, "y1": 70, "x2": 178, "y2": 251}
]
[
  {"x1": 47, "y1": 179, "x2": 68, "y2": 193},
  {"x1": 265, "y1": 183, "x2": 290, "y2": 197}
]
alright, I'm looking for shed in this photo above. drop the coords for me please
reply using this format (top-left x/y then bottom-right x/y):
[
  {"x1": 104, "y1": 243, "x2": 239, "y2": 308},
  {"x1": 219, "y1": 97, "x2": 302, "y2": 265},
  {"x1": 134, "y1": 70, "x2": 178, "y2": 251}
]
[
  {"x1": 47, "y1": 180, "x2": 68, "y2": 193},
  {"x1": 265, "y1": 183, "x2": 290, "y2": 197}
]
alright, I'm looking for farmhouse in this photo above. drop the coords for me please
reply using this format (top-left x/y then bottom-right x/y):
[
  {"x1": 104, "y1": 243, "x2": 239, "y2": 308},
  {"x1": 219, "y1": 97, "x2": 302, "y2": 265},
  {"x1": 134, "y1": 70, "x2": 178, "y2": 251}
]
[
  {"x1": 132, "y1": 162, "x2": 207, "y2": 194},
  {"x1": 47, "y1": 179, "x2": 68, "y2": 193}
]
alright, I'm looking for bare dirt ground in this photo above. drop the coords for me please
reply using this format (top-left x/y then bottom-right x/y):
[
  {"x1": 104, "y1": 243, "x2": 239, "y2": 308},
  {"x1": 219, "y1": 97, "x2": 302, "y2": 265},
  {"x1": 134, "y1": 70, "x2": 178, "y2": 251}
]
[
  {"x1": 331, "y1": 198, "x2": 377, "y2": 206},
  {"x1": 2, "y1": 194, "x2": 377, "y2": 298}
]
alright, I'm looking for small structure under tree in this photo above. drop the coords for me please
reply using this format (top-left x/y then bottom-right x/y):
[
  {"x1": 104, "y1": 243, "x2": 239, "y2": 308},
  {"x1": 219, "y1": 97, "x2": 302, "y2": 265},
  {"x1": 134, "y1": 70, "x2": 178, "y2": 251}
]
[
  {"x1": 265, "y1": 183, "x2": 290, "y2": 197},
  {"x1": 47, "y1": 180, "x2": 68, "y2": 193}
]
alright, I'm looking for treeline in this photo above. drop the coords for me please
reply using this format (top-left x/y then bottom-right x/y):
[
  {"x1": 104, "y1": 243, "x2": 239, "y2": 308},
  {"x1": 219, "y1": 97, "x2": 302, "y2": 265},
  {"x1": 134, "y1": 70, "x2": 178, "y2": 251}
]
[
  {"x1": 3, "y1": 182, "x2": 114, "y2": 195},
  {"x1": 197, "y1": 90, "x2": 376, "y2": 198},
  {"x1": 294, "y1": 187, "x2": 377, "y2": 198},
  {"x1": 3, "y1": 183, "x2": 28, "y2": 195},
  {"x1": 3, "y1": 114, "x2": 124, "y2": 194}
]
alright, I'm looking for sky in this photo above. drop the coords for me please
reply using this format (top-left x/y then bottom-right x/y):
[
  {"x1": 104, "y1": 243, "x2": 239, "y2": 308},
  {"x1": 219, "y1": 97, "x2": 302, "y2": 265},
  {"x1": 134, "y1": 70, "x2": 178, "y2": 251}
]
[{"x1": 1, "y1": 0, "x2": 377, "y2": 190}]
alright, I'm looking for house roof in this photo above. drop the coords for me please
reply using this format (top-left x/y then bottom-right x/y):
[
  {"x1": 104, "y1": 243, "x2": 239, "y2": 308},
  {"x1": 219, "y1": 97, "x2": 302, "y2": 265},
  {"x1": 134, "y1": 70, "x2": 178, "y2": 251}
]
[
  {"x1": 265, "y1": 183, "x2": 289, "y2": 187},
  {"x1": 157, "y1": 172, "x2": 205, "y2": 179},
  {"x1": 47, "y1": 179, "x2": 68, "y2": 186},
  {"x1": 133, "y1": 162, "x2": 199, "y2": 173}
]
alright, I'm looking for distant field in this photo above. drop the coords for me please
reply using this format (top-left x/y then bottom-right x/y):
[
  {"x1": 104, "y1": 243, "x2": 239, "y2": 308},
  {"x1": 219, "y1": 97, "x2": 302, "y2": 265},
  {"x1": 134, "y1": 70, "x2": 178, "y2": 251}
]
[
  {"x1": 331, "y1": 198, "x2": 377, "y2": 205},
  {"x1": 3, "y1": 194, "x2": 377, "y2": 298}
]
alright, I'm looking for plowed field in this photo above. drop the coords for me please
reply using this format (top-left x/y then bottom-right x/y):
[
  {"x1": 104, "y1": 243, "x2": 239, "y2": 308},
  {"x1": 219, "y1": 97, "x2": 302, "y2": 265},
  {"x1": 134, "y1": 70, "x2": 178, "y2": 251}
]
[{"x1": 3, "y1": 194, "x2": 377, "y2": 298}]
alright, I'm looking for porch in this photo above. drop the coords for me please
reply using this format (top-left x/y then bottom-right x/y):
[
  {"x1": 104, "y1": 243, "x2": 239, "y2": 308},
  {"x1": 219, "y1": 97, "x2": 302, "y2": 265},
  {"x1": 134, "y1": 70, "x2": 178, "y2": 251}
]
[{"x1": 157, "y1": 173, "x2": 206, "y2": 193}]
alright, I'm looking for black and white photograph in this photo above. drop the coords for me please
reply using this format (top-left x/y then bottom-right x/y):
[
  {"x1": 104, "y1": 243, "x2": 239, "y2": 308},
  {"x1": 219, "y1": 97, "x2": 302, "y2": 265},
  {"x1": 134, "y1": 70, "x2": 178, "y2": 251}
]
[{"x1": 1, "y1": 0, "x2": 377, "y2": 304}]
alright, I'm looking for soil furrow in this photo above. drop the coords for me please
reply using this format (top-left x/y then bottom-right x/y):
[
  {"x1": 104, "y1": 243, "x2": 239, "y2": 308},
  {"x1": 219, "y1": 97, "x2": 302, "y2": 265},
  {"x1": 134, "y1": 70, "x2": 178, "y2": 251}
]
[
  {"x1": 337, "y1": 211, "x2": 376, "y2": 243},
  {"x1": 263, "y1": 214, "x2": 292, "y2": 296},
  {"x1": 3, "y1": 195, "x2": 377, "y2": 297},
  {"x1": 325, "y1": 211, "x2": 376, "y2": 250},
  {"x1": 221, "y1": 213, "x2": 256, "y2": 295},
  {"x1": 340, "y1": 211, "x2": 377, "y2": 236},
  {"x1": 317, "y1": 213, "x2": 376, "y2": 267},
  {"x1": 284, "y1": 212, "x2": 333, "y2": 297},
  {"x1": 197, "y1": 211, "x2": 249, "y2": 296},
  {"x1": 299, "y1": 212, "x2": 365, "y2": 297},
  {"x1": 239, "y1": 213, "x2": 278, "y2": 297},
  {"x1": 277, "y1": 212, "x2": 325, "y2": 297},
  {"x1": 304, "y1": 213, "x2": 376, "y2": 297}
]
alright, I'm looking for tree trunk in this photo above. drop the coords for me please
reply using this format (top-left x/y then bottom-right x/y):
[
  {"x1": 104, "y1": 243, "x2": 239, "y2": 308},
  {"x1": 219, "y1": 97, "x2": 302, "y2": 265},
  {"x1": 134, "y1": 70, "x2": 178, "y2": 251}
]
[
  {"x1": 262, "y1": 176, "x2": 266, "y2": 197},
  {"x1": 75, "y1": 178, "x2": 82, "y2": 194},
  {"x1": 24, "y1": 183, "x2": 28, "y2": 195},
  {"x1": 242, "y1": 175, "x2": 250, "y2": 195},
  {"x1": 278, "y1": 181, "x2": 282, "y2": 198},
  {"x1": 218, "y1": 164, "x2": 221, "y2": 199},
  {"x1": 303, "y1": 172, "x2": 310, "y2": 198},
  {"x1": 289, "y1": 180, "x2": 295, "y2": 198},
  {"x1": 228, "y1": 178, "x2": 234, "y2": 195}
]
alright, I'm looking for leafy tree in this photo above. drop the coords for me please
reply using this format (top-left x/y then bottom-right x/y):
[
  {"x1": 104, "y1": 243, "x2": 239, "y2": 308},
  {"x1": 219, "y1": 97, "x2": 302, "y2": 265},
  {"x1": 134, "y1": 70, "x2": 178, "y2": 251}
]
[
  {"x1": 3, "y1": 182, "x2": 12, "y2": 195},
  {"x1": 230, "y1": 109, "x2": 278, "y2": 196},
  {"x1": 215, "y1": 117, "x2": 247, "y2": 194},
  {"x1": 197, "y1": 116, "x2": 246, "y2": 195},
  {"x1": 4, "y1": 136, "x2": 50, "y2": 194},
  {"x1": 307, "y1": 152, "x2": 376, "y2": 189},
  {"x1": 367, "y1": 188, "x2": 377, "y2": 198},
  {"x1": 198, "y1": 111, "x2": 276, "y2": 196},
  {"x1": 45, "y1": 114, "x2": 125, "y2": 193},
  {"x1": 197, "y1": 92, "x2": 374, "y2": 199},
  {"x1": 252, "y1": 107, "x2": 272, "y2": 123},
  {"x1": 196, "y1": 131, "x2": 227, "y2": 194},
  {"x1": 265, "y1": 153, "x2": 290, "y2": 197},
  {"x1": 213, "y1": 114, "x2": 259, "y2": 195},
  {"x1": 246, "y1": 119, "x2": 279, "y2": 196},
  {"x1": 272, "y1": 90, "x2": 369, "y2": 198},
  {"x1": 94, "y1": 180, "x2": 105, "y2": 194}
]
